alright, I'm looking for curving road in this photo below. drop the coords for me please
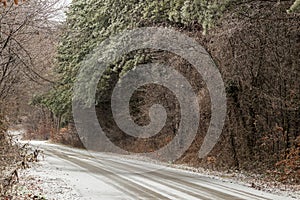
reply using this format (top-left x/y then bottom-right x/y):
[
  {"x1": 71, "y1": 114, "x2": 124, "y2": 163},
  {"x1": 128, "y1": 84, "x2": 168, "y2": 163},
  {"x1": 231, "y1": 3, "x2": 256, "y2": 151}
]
[{"x1": 30, "y1": 142, "x2": 293, "y2": 200}]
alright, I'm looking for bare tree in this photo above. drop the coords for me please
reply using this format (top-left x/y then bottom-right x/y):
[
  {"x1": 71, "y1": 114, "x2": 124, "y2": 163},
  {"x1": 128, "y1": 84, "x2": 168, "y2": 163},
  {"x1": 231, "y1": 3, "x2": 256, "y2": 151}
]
[
  {"x1": 0, "y1": 0, "x2": 65, "y2": 196},
  {"x1": 0, "y1": 0, "x2": 64, "y2": 113}
]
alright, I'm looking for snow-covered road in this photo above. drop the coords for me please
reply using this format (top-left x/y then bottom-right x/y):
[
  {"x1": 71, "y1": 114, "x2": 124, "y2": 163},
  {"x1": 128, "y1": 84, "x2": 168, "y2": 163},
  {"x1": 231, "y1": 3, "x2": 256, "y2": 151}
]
[{"x1": 27, "y1": 141, "x2": 294, "y2": 200}]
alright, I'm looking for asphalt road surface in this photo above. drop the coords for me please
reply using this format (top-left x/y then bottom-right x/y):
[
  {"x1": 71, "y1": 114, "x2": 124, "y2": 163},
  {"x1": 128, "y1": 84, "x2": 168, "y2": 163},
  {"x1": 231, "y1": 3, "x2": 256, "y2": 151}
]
[{"x1": 29, "y1": 141, "x2": 293, "y2": 200}]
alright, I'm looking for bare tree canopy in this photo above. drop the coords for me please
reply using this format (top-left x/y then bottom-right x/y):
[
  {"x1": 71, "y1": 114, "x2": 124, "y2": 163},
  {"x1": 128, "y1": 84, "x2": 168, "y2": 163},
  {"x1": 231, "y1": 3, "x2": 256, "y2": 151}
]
[{"x1": 1, "y1": 0, "x2": 23, "y2": 7}]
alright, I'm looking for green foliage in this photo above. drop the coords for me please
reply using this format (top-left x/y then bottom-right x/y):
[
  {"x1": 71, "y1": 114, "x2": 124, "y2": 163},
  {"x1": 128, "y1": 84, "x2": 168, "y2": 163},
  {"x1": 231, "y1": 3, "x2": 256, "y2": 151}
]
[
  {"x1": 288, "y1": 0, "x2": 300, "y2": 13},
  {"x1": 40, "y1": 0, "x2": 231, "y2": 119}
]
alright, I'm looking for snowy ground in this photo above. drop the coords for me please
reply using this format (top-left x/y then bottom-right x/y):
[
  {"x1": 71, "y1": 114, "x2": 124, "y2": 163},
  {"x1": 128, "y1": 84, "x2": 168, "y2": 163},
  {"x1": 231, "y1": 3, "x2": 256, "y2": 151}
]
[{"x1": 10, "y1": 140, "x2": 298, "y2": 200}]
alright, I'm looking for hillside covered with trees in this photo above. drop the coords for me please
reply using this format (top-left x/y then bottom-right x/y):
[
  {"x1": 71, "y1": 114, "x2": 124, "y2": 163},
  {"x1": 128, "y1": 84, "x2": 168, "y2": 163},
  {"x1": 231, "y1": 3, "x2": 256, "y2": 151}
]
[
  {"x1": 30, "y1": 0, "x2": 299, "y2": 183},
  {"x1": 0, "y1": 1, "x2": 299, "y2": 196}
]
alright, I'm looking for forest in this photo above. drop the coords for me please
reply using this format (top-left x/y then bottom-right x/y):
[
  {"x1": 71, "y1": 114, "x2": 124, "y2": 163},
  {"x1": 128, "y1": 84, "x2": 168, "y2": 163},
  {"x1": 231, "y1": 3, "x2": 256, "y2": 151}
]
[{"x1": 0, "y1": 0, "x2": 299, "y2": 197}]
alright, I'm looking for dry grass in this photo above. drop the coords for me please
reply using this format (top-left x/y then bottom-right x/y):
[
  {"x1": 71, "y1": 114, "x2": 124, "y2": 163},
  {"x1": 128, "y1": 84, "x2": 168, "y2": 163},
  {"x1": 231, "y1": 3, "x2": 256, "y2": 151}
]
[
  {"x1": 0, "y1": 116, "x2": 42, "y2": 198},
  {"x1": 0, "y1": 128, "x2": 21, "y2": 197}
]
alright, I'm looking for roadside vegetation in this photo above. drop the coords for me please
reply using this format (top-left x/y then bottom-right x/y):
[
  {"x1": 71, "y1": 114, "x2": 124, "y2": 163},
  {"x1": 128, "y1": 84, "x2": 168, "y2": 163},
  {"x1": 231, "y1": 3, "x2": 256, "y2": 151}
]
[
  {"x1": 0, "y1": 0, "x2": 299, "y2": 197},
  {"x1": 0, "y1": 0, "x2": 64, "y2": 197}
]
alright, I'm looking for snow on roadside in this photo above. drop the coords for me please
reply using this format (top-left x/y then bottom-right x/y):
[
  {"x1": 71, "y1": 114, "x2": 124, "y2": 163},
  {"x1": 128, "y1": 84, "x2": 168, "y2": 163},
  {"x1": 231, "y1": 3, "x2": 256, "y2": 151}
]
[
  {"x1": 12, "y1": 159, "x2": 80, "y2": 200},
  {"x1": 110, "y1": 153, "x2": 300, "y2": 200},
  {"x1": 163, "y1": 164, "x2": 300, "y2": 200},
  {"x1": 6, "y1": 130, "x2": 79, "y2": 199}
]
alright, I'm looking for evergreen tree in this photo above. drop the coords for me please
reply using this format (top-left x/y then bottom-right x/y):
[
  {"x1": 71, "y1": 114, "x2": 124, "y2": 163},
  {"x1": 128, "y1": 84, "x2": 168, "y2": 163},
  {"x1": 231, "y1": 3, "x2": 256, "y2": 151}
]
[{"x1": 40, "y1": 0, "x2": 229, "y2": 121}]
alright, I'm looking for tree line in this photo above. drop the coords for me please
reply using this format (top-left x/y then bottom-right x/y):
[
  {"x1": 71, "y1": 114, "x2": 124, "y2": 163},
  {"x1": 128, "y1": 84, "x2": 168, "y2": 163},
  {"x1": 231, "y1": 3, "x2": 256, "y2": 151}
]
[{"x1": 0, "y1": 0, "x2": 299, "y2": 184}]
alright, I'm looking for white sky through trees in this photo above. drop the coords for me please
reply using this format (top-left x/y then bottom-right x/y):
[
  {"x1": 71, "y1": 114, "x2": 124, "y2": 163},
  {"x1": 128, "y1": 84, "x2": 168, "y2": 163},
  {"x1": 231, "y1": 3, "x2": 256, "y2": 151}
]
[{"x1": 52, "y1": 0, "x2": 71, "y2": 21}]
